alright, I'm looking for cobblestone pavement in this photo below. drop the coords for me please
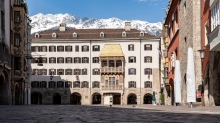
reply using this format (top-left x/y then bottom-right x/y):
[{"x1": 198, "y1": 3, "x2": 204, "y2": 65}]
[{"x1": 0, "y1": 105, "x2": 220, "y2": 123}]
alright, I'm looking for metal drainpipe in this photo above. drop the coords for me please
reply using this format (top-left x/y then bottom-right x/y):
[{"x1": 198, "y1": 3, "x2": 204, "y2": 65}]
[
  {"x1": 90, "y1": 40, "x2": 91, "y2": 100},
  {"x1": 140, "y1": 39, "x2": 142, "y2": 105}
]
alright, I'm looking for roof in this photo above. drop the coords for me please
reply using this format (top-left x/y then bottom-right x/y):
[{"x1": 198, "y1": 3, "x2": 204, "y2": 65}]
[
  {"x1": 100, "y1": 44, "x2": 124, "y2": 57},
  {"x1": 32, "y1": 28, "x2": 156, "y2": 40}
]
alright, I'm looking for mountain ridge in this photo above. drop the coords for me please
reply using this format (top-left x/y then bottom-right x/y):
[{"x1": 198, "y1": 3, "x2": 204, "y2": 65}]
[{"x1": 30, "y1": 13, "x2": 162, "y2": 36}]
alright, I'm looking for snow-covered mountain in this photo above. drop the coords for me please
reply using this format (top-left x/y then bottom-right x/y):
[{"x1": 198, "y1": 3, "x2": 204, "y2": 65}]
[{"x1": 30, "y1": 13, "x2": 163, "y2": 36}]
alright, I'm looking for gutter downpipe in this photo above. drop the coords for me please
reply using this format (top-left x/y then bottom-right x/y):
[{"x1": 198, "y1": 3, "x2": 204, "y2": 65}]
[
  {"x1": 90, "y1": 40, "x2": 92, "y2": 104},
  {"x1": 140, "y1": 39, "x2": 142, "y2": 105}
]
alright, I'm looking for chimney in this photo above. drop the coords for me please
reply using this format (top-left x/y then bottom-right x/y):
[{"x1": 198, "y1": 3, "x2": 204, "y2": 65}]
[
  {"x1": 124, "y1": 22, "x2": 131, "y2": 31},
  {"x1": 59, "y1": 23, "x2": 66, "y2": 31}
]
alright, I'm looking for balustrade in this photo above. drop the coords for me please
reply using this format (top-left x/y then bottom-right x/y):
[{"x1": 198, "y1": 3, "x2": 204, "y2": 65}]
[{"x1": 102, "y1": 85, "x2": 123, "y2": 90}]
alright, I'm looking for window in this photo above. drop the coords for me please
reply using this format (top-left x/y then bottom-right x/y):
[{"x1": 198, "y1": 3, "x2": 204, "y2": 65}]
[
  {"x1": 41, "y1": 46, "x2": 47, "y2": 52},
  {"x1": 49, "y1": 57, "x2": 56, "y2": 63},
  {"x1": 144, "y1": 56, "x2": 152, "y2": 63},
  {"x1": 40, "y1": 81, "x2": 46, "y2": 88},
  {"x1": 65, "y1": 46, "x2": 72, "y2": 52},
  {"x1": 14, "y1": 11, "x2": 20, "y2": 23},
  {"x1": 145, "y1": 81, "x2": 152, "y2": 88},
  {"x1": 93, "y1": 69, "x2": 100, "y2": 75},
  {"x1": 129, "y1": 81, "x2": 136, "y2": 88},
  {"x1": 73, "y1": 32, "x2": 77, "y2": 38},
  {"x1": 93, "y1": 57, "x2": 99, "y2": 63},
  {"x1": 52, "y1": 33, "x2": 57, "y2": 38},
  {"x1": 73, "y1": 81, "x2": 80, "y2": 88},
  {"x1": 57, "y1": 57, "x2": 64, "y2": 63},
  {"x1": 41, "y1": 69, "x2": 47, "y2": 75},
  {"x1": 82, "y1": 45, "x2": 89, "y2": 52},
  {"x1": 122, "y1": 31, "x2": 126, "y2": 37},
  {"x1": 82, "y1": 69, "x2": 87, "y2": 75},
  {"x1": 92, "y1": 81, "x2": 99, "y2": 88},
  {"x1": 65, "y1": 57, "x2": 72, "y2": 63},
  {"x1": 75, "y1": 45, "x2": 79, "y2": 52},
  {"x1": 109, "y1": 77, "x2": 115, "y2": 86},
  {"x1": 82, "y1": 57, "x2": 89, "y2": 63},
  {"x1": 128, "y1": 44, "x2": 134, "y2": 51},
  {"x1": 128, "y1": 68, "x2": 136, "y2": 75},
  {"x1": 14, "y1": 57, "x2": 21, "y2": 70},
  {"x1": 100, "y1": 32, "x2": 104, "y2": 37},
  {"x1": 128, "y1": 56, "x2": 136, "y2": 63},
  {"x1": 57, "y1": 81, "x2": 64, "y2": 88},
  {"x1": 144, "y1": 44, "x2": 152, "y2": 50},
  {"x1": 140, "y1": 31, "x2": 144, "y2": 36},
  {"x1": 145, "y1": 68, "x2": 152, "y2": 79},
  {"x1": 49, "y1": 46, "x2": 56, "y2": 52},
  {"x1": 49, "y1": 81, "x2": 55, "y2": 88},
  {"x1": 14, "y1": 34, "x2": 20, "y2": 47},
  {"x1": 49, "y1": 69, "x2": 56, "y2": 75},
  {"x1": 35, "y1": 33, "x2": 39, "y2": 38},
  {"x1": 32, "y1": 69, "x2": 38, "y2": 75},
  {"x1": 57, "y1": 46, "x2": 64, "y2": 52},
  {"x1": 65, "y1": 81, "x2": 72, "y2": 88},
  {"x1": 65, "y1": 69, "x2": 72, "y2": 75},
  {"x1": 31, "y1": 81, "x2": 39, "y2": 88},
  {"x1": 93, "y1": 45, "x2": 100, "y2": 51},
  {"x1": 105, "y1": 80, "x2": 108, "y2": 86},
  {"x1": 74, "y1": 57, "x2": 81, "y2": 63},
  {"x1": 74, "y1": 69, "x2": 81, "y2": 75},
  {"x1": 81, "y1": 81, "x2": 88, "y2": 88},
  {"x1": 57, "y1": 69, "x2": 64, "y2": 75},
  {"x1": 42, "y1": 57, "x2": 47, "y2": 63}
]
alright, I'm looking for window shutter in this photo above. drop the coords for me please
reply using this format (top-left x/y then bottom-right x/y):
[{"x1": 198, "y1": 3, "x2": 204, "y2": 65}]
[
  {"x1": 54, "y1": 57, "x2": 56, "y2": 63},
  {"x1": 144, "y1": 45, "x2": 146, "y2": 50},
  {"x1": 74, "y1": 58, "x2": 76, "y2": 63},
  {"x1": 45, "y1": 46, "x2": 47, "y2": 52},
  {"x1": 87, "y1": 46, "x2": 89, "y2": 51},
  {"x1": 87, "y1": 57, "x2": 89, "y2": 63},
  {"x1": 49, "y1": 46, "x2": 51, "y2": 52},
  {"x1": 128, "y1": 69, "x2": 130, "y2": 75},
  {"x1": 98, "y1": 46, "x2": 100, "y2": 51},
  {"x1": 85, "y1": 69, "x2": 87, "y2": 75},
  {"x1": 57, "y1": 58, "x2": 59, "y2": 63},
  {"x1": 54, "y1": 46, "x2": 56, "y2": 52},
  {"x1": 134, "y1": 57, "x2": 136, "y2": 63},
  {"x1": 98, "y1": 69, "x2": 100, "y2": 75},
  {"x1": 31, "y1": 46, "x2": 35, "y2": 52},
  {"x1": 128, "y1": 57, "x2": 130, "y2": 63},
  {"x1": 62, "y1": 46, "x2": 64, "y2": 51},
  {"x1": 128, "y1": 45, "x2": 130, "y2": 50},
  {"x1": 38, "y1": 46, "x2": 41, "y2": 52},
  {"x1": 65, "y1": 58, "x2": 67, "y2": 63},
  {"x1": 151, "y1": 82, "x2": 152, "y2": 88},
  {"x1": 45, "y1": 57, "x2": 47, "y2": 63},
  {"x1": 65, "y1": 46, "x2": 67, "y2": 51},
  {"x1": 49, "y1": 58, "x2": 51, "y2": 63},
  {"x1": 151, "y1": 68, "x2": 152, "y2": 74},
  {"x1": 92, "y1": 57, "x2": 94, "y2": 63},
  {"x1": 132, "y1": 45, "x2": 134, "y2": 51},
  {"x1": 62, "y1": 57, "x2": 64, "y2": 63},
  {"x1": 81, "y1": 46, "x2": 83, "y2": 52},
  {"x1": 150, "y1": 45, "x2": 152, "y2": 50},
  {"x1": 79, "y1": 57, "x2": 81, "y2": 63},
  {"x1": 134, "y1": 69, "x2": 136, "y2": 75},
  {"x1": 135, "y1": 82, "x2": 136, "y2": 88},
  {"x1": 71, "y1": 58, "x2": 72, "y2": 63}
]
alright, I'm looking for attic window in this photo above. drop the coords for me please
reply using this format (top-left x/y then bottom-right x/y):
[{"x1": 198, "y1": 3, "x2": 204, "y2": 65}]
[
  {"x1": 100, "y1": 32, "x2": 104, "y2": 38},
  {"x1": 73, "y1": 32, "x2": 77, "y2": 38},
  {"x1": 122, "y1": 31, "x2": 126, "y2": 37},
  {"x1": 140, "y1": 31, "x2": 144, "y2": 36},
  {"x1": 52, "y1": 33, "x2": 57, "y2": 38},
  {"x1": 35, "y1": 33, "x2": 40, "y2": 38}
]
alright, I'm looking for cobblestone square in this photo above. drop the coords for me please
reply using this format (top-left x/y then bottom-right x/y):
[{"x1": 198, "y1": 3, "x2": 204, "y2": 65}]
[{"x1": 0, "y1": 105, "x2": 220, "y2": 123}]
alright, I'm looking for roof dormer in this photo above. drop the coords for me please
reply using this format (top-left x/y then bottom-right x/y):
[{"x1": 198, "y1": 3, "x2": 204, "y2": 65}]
[
  {"x1": 122, "y1": 31, "x2": 126, "y2": 37},
  {"x1": 73, "y1": 32, "x2": 77, "y2": 38},
  {"x1": 100, "y1": 32, "x2": 104, "y2": 38},
  {"x1": 140, "y1": 31, "x2": 144, "y2": 37},
  {"x1": 52, "y1": 32, "x2": 57, "y2": 38},
  {"x1": 35, "y1": 33, "x2": 40, "y2": 38}
]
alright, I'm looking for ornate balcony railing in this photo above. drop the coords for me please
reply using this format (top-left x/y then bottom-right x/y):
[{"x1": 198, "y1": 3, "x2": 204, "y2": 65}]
[
  {"x1": 102, "y1": 85, "x2": 123, "y2": 90},
  {"x1": 100, "y1": 67, "x2": 124, "y2": 73}
]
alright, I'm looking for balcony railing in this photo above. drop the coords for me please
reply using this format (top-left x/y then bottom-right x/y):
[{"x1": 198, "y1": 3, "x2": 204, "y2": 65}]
[
  {"x1": 102, "y1": 85, "x2": 123, "y2": 90},
  {"x1": 101, "y1": 67, "x2": 124, "y2": 73}
]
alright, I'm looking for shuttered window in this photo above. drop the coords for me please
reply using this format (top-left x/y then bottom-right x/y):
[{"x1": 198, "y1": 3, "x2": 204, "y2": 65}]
[
  {"x1": 82, "y1": 69, "x2": 87, "y2": 75},
  {"x1": 49, "y1": 46, "x2": 56, "y2": 52},
  {"x1": 75, "y1": 45, "x2": 79, "y2": 52},
  {"x1": 82, "y1": 45, "x2": 89, "y2": 52},
  {"x1": 65, "y1": 57, "x2": 72, "y2": 63},
  {"x1": 144, "y1": 44, "x2": 152, "y2": 50},
  {"x1": 128, "y1": 44, "x2": 134, "y2": 51},
  {"x1": 93, "y1": 57, "x2": 99, "y2": 63},
  {"x1": 57, "y1": 46, "x2": 64, "y2": 52},
  {"x1": 57, "y1": 69, "x2": 64, "y2": 75},
  {"x1": 145, "y1": 81, "x2": 152, "y2": 88},
  {"x1": 92, "y1": 69, "x2": 100, "y2": 75},
  {"x1": 144, "y1": 56, "x2": 152, "y2": 63},
  {"x1": 128, "y1": 68, "x2": 136, "y2": 75},
  {"x1": 93, "y1": 45, "x2": 100, "y2": 51},
  {"x1": 129, "y1": 81, "x2": 136, "y2": 88},
  {"x1": 128, "y1": 56, "x2": 136, "y2": 63},
  {"x1": 74, "y1": 57, "x2": 81, "y2": 63},
  {"x1": 82, "y1": 57, "x2": 89, "y2": 63},
  {"x1": 65, "y1": 69, "x2": 72, "y2": 75},
  {"x1": 65, "y1": 46, "x2": 72, "y2": 52}
]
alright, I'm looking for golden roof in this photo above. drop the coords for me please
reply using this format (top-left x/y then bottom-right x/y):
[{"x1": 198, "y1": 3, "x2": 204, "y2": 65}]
[{"x1": 100, "y1": 44, "x2": 124, "y2": 57}]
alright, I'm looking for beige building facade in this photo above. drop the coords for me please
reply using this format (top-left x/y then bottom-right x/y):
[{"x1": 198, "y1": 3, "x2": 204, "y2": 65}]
[{"x1": 30, "y1": 23, "x2": 162, "y2": 105}]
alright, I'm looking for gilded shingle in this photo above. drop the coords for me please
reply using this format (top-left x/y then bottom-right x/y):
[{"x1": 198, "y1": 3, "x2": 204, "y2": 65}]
[{"x1": 100, "y1": 44, "x2": 124, "y2": 57}]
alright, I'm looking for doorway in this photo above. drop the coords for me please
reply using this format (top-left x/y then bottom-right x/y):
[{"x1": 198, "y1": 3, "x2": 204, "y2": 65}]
[
  {"x1": 31, "y1": 92, "x2": 42, "y2": 104},
  {"x1": 92, "y1": 93, "x2": 101, "y2": 104},
  {"x1": 113, "y1": 95, "x2": 121, "y2": 104},
  {"x1": 144, "y1": 93, "x2": 152, "y2": 104},
  {"x1": 127, "y1": 93, "x2": 137, "y2": 104},
  {"x1": 53, "y1": 93, "x2": 61, "y2": 105},
  {"x1": 70, "y1": 93, "x2": 81, "y2": 105}
]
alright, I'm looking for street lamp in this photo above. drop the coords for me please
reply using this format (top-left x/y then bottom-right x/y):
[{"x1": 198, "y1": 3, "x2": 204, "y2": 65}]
[{"x1": 198, "y1": 48, "x2": 205, "y2": 59}]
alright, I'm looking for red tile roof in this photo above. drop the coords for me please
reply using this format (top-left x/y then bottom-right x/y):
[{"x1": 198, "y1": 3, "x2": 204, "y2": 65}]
[{"x1": 32, "y1": 28, "x2": 157, "y2": 40}]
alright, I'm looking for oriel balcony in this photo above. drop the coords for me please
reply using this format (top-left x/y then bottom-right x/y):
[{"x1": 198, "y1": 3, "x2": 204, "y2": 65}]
[
  {"x1": 102, "y1": 85, "x2": 123, "y2": 90},
  {"x1": 100, "y1": 60, "x2": 124, "y2": 73}
]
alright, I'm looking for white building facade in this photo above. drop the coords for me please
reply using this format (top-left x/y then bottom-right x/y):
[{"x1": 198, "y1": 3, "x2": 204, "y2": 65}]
[{"x1": 30, "y1": 23, "x2": 161, "y2": 105}]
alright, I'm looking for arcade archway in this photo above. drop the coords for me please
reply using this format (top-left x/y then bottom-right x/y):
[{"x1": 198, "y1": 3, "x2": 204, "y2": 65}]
[
  {"x1": 92, "y1": 93, "x2": 101, "y2": 104},
  {"x1": 53, "y1": 93, "x2": 61, "y2": 105},
  {"x1": 31, "y1": 92, "x2": 42, "y2": 104},
  {"x1": 143, "y1": 93, "x2": 152, "y2": 104},
  {"x1": 70, "y1": 93, "x2": 81, "y2": 105},
  {"x1": 127, "y1": 93, "x2": 137, "y2": 104}
]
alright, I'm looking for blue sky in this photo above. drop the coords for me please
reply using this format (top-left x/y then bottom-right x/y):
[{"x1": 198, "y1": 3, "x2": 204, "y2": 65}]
[{"x1": 26, "y1": 0, "x2": 169, "y2": 23}]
